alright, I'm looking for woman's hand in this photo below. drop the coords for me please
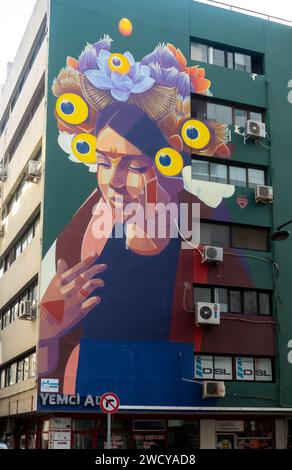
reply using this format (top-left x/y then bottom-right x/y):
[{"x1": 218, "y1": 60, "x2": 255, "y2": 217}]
[{"x1": 40, "y1": 252, "x2": 107, "y2": 341}]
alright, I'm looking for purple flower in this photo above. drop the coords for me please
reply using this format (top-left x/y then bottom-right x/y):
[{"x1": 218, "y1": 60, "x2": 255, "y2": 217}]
[
  {"x1": 141, "y1": 44, "x2": 190, "y2": 98},
  {"x1": 147, "y1": 63, "x2": 190, "y2": 98},
  {"x1": 141, "y1": 44, "x2": 179, "y2": 70},
  {"x1": 85, "y1": 50, "x2": 155, "y2": 102},
  {"x1": 78, "y1": 44, "x2": 98, "y2": 73}
]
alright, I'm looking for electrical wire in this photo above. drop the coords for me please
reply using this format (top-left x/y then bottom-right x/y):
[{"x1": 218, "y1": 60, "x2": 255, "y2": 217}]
[
  {"x1": 221, "y1": 316, "x2": 278, "y2": 325},
  {"x1": 173, "y1": 218, "x2": 203, "y2": 258},
  {"x1": 258, "y1": 140, "x2": 271, "y2": 150}
]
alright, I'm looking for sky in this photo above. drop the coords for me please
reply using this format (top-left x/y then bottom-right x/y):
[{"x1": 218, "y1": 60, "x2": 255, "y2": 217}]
[{"x1": 1, "y1": 0, "x2": 292, "y2": 86}]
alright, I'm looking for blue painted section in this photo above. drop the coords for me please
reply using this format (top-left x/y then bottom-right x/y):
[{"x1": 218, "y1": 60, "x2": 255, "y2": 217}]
[
  {"x1": 81, "y1": 228, "x2": 180, "y2": 341},
  {"x1": 38, "y1": 341, "x2": 216, "y2": 411}
]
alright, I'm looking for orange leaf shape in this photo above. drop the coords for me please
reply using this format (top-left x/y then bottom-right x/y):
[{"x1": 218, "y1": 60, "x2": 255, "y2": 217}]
[
  {"x1": 67, "y1": 56, "x2": 79, "y2": 69},
  {"x1": 192, "y1": 77, "x2": 211, "y2": 94},
  {"x1": 167, "y1": 43, "x2": 187, "y2": 69}
]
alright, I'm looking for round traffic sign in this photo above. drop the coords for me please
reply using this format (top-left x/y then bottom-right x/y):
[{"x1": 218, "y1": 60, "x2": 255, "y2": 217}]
[{"x1": 100, "y1": 392, "x2": 120, "y2": 414}]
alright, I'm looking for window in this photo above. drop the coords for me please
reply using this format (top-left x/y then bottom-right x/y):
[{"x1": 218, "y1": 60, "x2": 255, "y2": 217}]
[
  {"x1": 191, "y1": 42, "x2": 208, "y2": 62},
  {"x1": 192, "y1": 160, "x2": 209, "y2": 181},
  {"x1": 243, "y1": 291, "x2": 257, "y2": 315},
  {"x1": 0, "y1": 350, "x2": 37, "y2": 390},
  {"x1": 248, "y1": 168, "x2": 265, "y2": 188},
  {"x1": 23, "y1": 357, "x2": 29, "y2": 381},
  {"x1": 194, "y1": 286, "x2": 212, "y2": 303},
  {"x1": 217, "y1": 288, "x2": 228, "y2": 312},
  {"x1": 234, "y1": 108, "x2": 247, "y2": 127},
  {"x1": 192, "y1": 96, "x2": 264, "y2": 127},
  {"x1": 210, "y1": 163, "x2": 228, "y2": 184},
  {"x1": 200, "y1": 222, "x2": 230, "y2": 247},
  {"x1": 231, "y1": 225, "x2": 269, "y2": 251},
  {"x1": 1, "y1": 279, "x2": 38, "y2": 330},
  {"x1": 192, "y1": 159, "x2": 266, "y2": 189},
  {"x1": 0, "y1": 214, "x2": 40, "y2": 277},
  {"x1": 230, "y1": 290, "x2": 242, "y2": 313},
  {"x1": 234, "y1": 53, "x2": 252, "y2": 73},
  {"x1": 207, "y1": 102, "x2": 233, "y2": 126},
  {"x1": 213, "y1": 48, "x2": 225, "y2": 67},
  {"x1": 29, "y1": 352, "x2": 36, "y2": 378},
  {"x1": 229, "y1": 166, "x2": 246, "y2": 187},
  {"x1": 199, "y1": 221, "x2": 271, "y2": 252},
  {"x1": 0, "y1": 20, "x2": 46, "y2": 139},
  {"x1": 190, "y1": 40, "x2": 263, "y2": 75},
  {"x1": 3, "y1": 83, "x2": 45, "y2": 164},
  {"x1": 17, "y1": 360, "x2": 24, "y2": 383},
  {"x1": 9, "y1": 363, "x2": 17, "y2": 386},
  {"x1": 259, "y1": 292, "x2": 270, "y2": 316},
  {"x1": 194, "y1": 285, "x2": 272, "y2": 316}
]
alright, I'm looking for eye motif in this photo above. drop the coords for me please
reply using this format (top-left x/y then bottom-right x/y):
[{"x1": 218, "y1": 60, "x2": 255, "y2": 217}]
[
  {"x1": 108, "y1": 53, "x2": 131, "y2": 75},
  {"x1": 155, "y1": 147, "x2": 184, "y2": 177},
  {"x1": 56, "y1": 93, "x2": 89, "y2": 125},
  {"x1": 71, "y1": 133, "x2": 97, "y2": 163},
  {"x1": 181, "y1": 119, "x2": 211, "y2": 150}
]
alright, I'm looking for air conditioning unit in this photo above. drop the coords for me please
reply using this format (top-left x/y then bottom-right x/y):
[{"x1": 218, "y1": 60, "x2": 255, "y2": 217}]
[
  {"x1": 195, "y1": 302, "x2": 220, "y2": 325},
  {"x1": 203, "y1": 246, "x2": 223, "y2": 263},
  {"x1": 25, "y1": 161, "x2": 41, "y2": 182},
  {"x1": 245, "y1": 120, "x2": 266, "y2": 141},
  {"x1": 203, "y1": 381, "x2": 226, "y2": 398},
  {"x1": 255, "y1": 185, "x2": 273, "y2": 204},
  {"x1": 18, "y1": 299, "x2": 38, "y2": 320},
  {"x1": 0, "y1": 163, "x2": 7, "y2": 182}
]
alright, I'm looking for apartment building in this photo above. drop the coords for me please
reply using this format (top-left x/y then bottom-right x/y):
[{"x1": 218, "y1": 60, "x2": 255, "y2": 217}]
[{"x1": 0, "y1": 0, "x2": 292, "y2": 449}]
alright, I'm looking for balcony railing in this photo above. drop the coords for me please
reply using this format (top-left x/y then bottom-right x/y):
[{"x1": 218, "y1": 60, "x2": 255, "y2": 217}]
[{"x1": 194, "y1": 0, "x2": 292, "y2": 26}]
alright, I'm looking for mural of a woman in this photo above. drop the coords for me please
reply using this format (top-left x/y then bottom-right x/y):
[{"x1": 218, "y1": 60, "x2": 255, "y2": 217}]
[{"x1": 38, "y1": 38, "x2": 235, "y2": 406}]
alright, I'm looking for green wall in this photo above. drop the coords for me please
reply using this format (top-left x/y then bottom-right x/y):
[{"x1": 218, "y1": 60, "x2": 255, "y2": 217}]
[{"x1": 43, "y1": 0, "x2": 292, "y2": 409}]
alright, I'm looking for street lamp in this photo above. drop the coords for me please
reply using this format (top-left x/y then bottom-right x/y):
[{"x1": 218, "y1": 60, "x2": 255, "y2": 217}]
[{"x1": 270, "y1": 220, "x2": 292, "y2": 241}]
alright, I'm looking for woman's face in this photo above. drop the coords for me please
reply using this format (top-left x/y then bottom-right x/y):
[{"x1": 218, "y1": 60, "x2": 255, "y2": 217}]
[
  {"x1": 96, "y1": 127, "x2": 155, "y2": 212},
  {"x1": 96, "y1": 126, "x2": 184, "y2": 221}
]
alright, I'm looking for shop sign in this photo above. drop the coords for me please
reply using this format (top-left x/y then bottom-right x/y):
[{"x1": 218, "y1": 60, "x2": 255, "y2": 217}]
[
  {"x1": 40, "y1": 378, "x2": 59, "y2": 392},
  {"x1": 254, "y1": 358, "x2": 272, "y2": 382},
  {"x1": 235, "y1": 357, "x2": 254, "y2": 381},
  {"x1": 39, "y1": 393, "x2": 101, "y2": 407},
  {"x1": 195, "y1": 356, "x2": 232, "y2": 380},
  {"x1": 216, "y1": 421, "x2": 244, "y2": 432},
  {"x1": 194, "y1": 355, "x2": 213, "y2": 379},
  {"x1": 49, "y1": 440, "x2": 71, "y2": 449},
  {"x1": 214, "y1": 357, "x2": 233, "y2": 381},
  {"x1": 49, "y1": 417, "x2": 72, "y2": 430}
]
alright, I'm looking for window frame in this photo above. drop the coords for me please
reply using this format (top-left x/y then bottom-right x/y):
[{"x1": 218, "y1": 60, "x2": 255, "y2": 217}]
[
  {"x1": 191, "y1": 95, "x2": 265, "y2": 126},
  {"x1": 194, "y1": 284, "x2": 272, "y2": 316},
  {"x1": 192, "y1": 157, "x2": 266, "y2": 188},
  {"x1": 190, "y1": 40, "x2": 263, "y2": 75}
]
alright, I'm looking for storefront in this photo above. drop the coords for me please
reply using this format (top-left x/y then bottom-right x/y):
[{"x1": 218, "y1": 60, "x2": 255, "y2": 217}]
[{"x1": 1, "y1": 414, "x2": 280, "y2": 449}]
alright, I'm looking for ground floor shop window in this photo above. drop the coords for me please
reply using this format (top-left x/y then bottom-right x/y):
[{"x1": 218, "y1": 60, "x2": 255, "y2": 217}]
[{"x1": 216, "y1": 419, "x2": 273, "y2": 449}]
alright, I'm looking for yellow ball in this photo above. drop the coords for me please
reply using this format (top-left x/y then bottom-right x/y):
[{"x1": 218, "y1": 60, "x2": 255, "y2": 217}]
[{"x1": 119, "y1": 18, "x2": 133, "y2": 37}]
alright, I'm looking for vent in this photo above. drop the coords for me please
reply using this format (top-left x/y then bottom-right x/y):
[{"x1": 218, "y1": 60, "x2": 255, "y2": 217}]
[
  {"x1": 195, "y1": 302, "x2": 220, "y2": 326},
  {"x1": 255, "y1": 185, "x2": 273, "y2": 204},
  {"x1": 245, "y1": 120, "x2": 266, "y2": 141},
  {"x1": 18, "y1": 299, "x2": 38, "y2": 320},
  {"x1": 25, "y1": 161, "x2": 41, "y2": 182},
  {"x1": 203, "y1": 246, "x2": 223, "y2": 263},
  {"x1": 203, "y1": 381, "x2": 226, "y2": 398}
]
